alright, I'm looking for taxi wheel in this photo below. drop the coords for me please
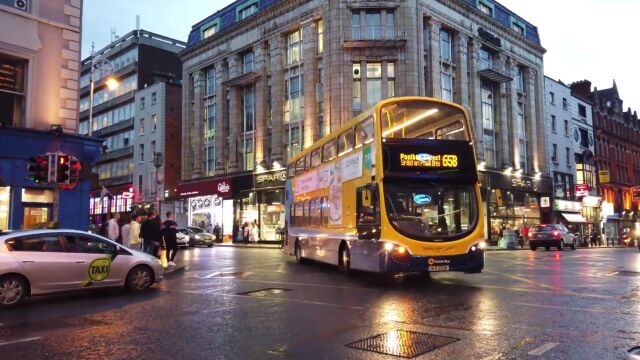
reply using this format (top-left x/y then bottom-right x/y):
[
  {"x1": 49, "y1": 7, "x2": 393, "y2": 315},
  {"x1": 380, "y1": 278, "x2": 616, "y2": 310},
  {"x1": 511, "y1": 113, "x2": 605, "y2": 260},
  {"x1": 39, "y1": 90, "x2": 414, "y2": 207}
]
[
  {"x1": 0, "y1": 275, "x2": 28, "y2": 307},
  {"x1": 126, "y1": 266, "x2": 154, "y2": 292}
]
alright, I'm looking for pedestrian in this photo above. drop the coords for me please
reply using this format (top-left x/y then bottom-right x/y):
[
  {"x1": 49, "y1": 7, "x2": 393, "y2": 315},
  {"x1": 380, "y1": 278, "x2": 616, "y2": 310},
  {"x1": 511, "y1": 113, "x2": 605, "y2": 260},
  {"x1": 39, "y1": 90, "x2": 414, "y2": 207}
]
[
  {"x1": 140, "y1": 211, "x2": 162, "y2": 257},
  {"x1": 213, "y1": 223, "x2": 221, "y2": 243},
  {"x1": 205, "y1": 222, "x2": 213, "y2": 234},
  {"x1": 107, "y1": 213, "x2": 120, "y2": 243},
  {"x1": 130, "y1": 213, "x2": 142, "y2": 250},
  {"x1": 232, "y1": 220, "x2": 240, "y2": 243},
  {"x1": 252, "y1": 220, "x2": 260, "y2": 242},
  {"x1": 121, "y1": 214, "x2": 132, "y2": 247},
  {"x1": 98, "y1": 214, "x2": 108, "y2": 237},
  {"x1": 242, "y1": 222, "x2": 250, "y2": 244},
  {"x1": 162, "y1": 211, "x2": 179, "y2": 267}
]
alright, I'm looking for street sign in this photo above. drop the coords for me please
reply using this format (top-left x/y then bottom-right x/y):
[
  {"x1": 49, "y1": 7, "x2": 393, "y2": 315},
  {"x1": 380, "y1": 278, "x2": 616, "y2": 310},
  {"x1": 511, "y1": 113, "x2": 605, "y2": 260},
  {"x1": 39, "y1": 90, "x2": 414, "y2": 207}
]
[
  {"x1": 576, "y1": 184, "x2": 589, "y2": 197},
  {"x1": 599, "y1": 170, "x2": 610, "y2": 183},
  {"x1": 540, "y1": 197, "x2": 550, "y2": 208}
]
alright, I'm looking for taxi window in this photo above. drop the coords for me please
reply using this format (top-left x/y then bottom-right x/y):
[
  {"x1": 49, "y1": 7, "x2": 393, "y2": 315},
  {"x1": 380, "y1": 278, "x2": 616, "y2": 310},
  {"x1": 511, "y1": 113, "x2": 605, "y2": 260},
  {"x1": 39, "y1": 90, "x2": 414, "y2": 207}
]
[
  {"x1": 6, "y1": 236, "x2": 65, "y2": 252},
  {"x1": 65, "y1": 235, "x2": 116, "y2": 254}
]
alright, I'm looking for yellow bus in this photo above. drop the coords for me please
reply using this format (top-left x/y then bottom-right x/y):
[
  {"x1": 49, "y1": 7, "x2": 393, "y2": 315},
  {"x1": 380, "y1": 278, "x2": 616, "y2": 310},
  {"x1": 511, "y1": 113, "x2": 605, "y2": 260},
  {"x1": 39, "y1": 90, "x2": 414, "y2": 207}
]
[{"x1": 284, "y1": 97, "x2": 485, "y2": 274}]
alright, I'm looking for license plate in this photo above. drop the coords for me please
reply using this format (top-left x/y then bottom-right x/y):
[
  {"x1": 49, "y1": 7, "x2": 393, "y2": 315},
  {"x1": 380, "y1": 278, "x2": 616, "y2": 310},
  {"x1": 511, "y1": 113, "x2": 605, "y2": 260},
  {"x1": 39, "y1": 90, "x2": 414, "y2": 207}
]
[{"x1": 428, "y1": 265, "x2": 449, "y2": 272}]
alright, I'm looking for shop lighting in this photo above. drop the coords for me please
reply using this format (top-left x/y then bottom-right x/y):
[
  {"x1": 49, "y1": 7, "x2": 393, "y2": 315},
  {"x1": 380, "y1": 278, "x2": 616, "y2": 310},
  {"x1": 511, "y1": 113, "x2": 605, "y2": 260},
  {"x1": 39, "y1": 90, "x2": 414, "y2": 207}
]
[
  {"x1": 273, "y1": 161, "x2": 282, "y2": 170},
  {"x1": 515, "y1": 168, "x2": 523, "y2": 178},
  {"x1": 534, "y1": 172, "x2": 541, "y2": 180},
  {"x1": 478, "y1": 161, "x2": 486, "y2": 171},
  {"x1": 382, "y1": 109, "x2": 439, "y2": 137},
  {"x1": 503, "y1": 167, "x2": 513, "y2": 176}
]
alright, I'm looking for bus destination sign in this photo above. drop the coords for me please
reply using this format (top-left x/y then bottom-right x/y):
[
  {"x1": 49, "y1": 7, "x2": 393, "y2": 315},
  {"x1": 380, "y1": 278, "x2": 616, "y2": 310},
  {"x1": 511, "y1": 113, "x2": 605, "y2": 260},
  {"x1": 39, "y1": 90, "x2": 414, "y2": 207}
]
[{"x1": 399, "y1": 153, "x2": 458, "y2": 168}]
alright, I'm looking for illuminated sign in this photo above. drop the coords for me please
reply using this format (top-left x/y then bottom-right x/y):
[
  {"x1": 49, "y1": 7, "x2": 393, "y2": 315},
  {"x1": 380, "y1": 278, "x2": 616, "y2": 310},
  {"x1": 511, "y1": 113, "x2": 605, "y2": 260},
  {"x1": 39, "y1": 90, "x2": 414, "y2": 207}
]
[
  {"x1": 540, "y1": 197, "x2": 550, "y2": 208},
  {"x1": 576, "y1": 184, "x2": 589, "y2": 197},
  {"x1": 599, "y1": 170, "x2": 610, "y2": 183},
  {"x1": 413, "y1": 194, "x2": 432, "y2": 205},
  {"x1": 554, "y1": 199, "x2": 581, "y2": 212},
  {"x1": 633, "y1": 187, "x2": 640, "y2": 201},
  {"x1": 400, "y1": 153, "x2": 458, "y2": 168}
]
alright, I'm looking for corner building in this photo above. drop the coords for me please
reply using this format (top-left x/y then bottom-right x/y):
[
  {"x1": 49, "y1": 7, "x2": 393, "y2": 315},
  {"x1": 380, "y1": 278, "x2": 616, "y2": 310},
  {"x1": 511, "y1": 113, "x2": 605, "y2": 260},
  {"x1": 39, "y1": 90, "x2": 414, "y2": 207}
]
[{"x1": 180, "y1": 0, "x2": 551, "y2": 243}]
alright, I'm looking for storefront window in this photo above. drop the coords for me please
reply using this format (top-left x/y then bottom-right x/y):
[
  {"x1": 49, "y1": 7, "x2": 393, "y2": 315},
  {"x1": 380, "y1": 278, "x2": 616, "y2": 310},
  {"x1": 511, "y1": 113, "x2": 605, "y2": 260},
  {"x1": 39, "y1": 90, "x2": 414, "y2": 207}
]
[
  {"x1": 488, "y1": 189, "x2": 540, "y2": 241},
  {"x1": 0, "y1": 187, "x2": 10, "y2": 229},
  {"x1": 258, "y1": 190, "x2": 285, "y2": 241}
]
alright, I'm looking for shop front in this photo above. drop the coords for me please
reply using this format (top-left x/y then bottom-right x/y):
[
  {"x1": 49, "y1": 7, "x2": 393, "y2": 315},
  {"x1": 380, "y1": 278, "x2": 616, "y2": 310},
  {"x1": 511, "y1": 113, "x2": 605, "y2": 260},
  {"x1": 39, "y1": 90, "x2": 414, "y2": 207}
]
[
  {"x1": 177, "y1": 177, "x2": 233, "y2": 238},
  {"x1": 89, "y1": 184, "x2": 134, "y2": 225},
  {"x1": 480, "y1": 171, "x2": 553, "y2": 245},
  {"x1": 253, "y1": 169, "x2": 286, "y2": 242},
  {"x1": 554, "y1": 199, "x2": 586, "y2": 244}
]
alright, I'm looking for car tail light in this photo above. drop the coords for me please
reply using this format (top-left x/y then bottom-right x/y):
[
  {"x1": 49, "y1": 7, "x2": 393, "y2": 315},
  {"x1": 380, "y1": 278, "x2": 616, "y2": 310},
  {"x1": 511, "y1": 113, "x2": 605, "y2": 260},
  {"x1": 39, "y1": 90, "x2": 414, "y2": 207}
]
[{"x1": 553, "y1": 230, "x2": 560, "y2": 238}]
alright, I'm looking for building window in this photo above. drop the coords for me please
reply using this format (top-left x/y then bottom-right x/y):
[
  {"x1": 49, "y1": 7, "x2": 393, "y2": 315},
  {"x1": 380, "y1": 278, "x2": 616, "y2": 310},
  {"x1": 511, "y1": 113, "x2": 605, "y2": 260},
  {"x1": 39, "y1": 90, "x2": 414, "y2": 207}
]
[
  {"x1": 366, "y1": 62, "x2": 382, "y2": 107},
  {"x1": 138, "y1": 175, "x2": 143, "y2": 197},
  {"x1": 203, "y1": 25, "x2": 217, "y2": 39},
  {"x1": 151, "y1": 92, "x2": 157, "y2": 105},
  {"x1": 242, "y1": 51, "x2": 254, "y2": 73},
  {"x1": 440, "y1": 29, "x2": 453, "y2": 61},
  {"x1": 512, "y1": 23, "x2": 524, "y2": 35},
  {"x1": 238, "y1": 2, "x2": 258, "y2": 20},
  {"x1": 441, "y1": 72, "x2": 453, "y2": 102},
  {"x1": 317, "y1": 19, "x2": 324, "y2": 54},
  {"x1": 139, "y1": 144, "x2": 144, "y2": 163},
  {"x1": 151, "y1": 140, "x2": 156, "y2": 158},
  {"x1": 551, "y1": 115, "x2": 556, "y2": 132},
  {"x1": 387, "y1": 62, "x2": 395, "y2": 98},
  {"x1": 205, "y1": 104, "x2": 216, "y2": 142},
  {"x1": 353, "y1": 63, "x2": 361, "y2": 113},
  {"x1": 139, "y1": 118, "x2": 144, "y2": 134},
  {"x1": 151, "y1": 114, "x2": 157, "y2": 131},
  {"x1": 365, "y1": 10, "x2": 381, "y2": 39},
  {"x1": 517, "y1": 102, "x2": 527, "y2": 170},
  {"x1": 550, "y1": 91, "x2": 555, "y2": 104},
  {"x1": 386, "y1": 11, "x2": 395, "y2": 39},
  {"x1": 564, "y1": 119, "x2": 569, "y2": 136},
  {"x1": 552, "y1": 144, "x2": 558, "y2": 161},
  {"x1": 579, "y1": 128, "x2": 589, "y2": 148},
  {"x1": 139, "y1": 97, "x2": 145, "y2": 109},
  {"x1": 566, "y1": 147, "x2": 571, "y2": 166},
  {"x1": 578, "y1": 104, "x2": 587, "y2": 118},
  {"x1": 562, "y1": 97, "x2": 568, "y2": 110},
  {"x1": 479, "y1": 48, "x2": 492, "y2": 70},
  {"x1": 352, "y1": 12, "x2": 361, "y2": 40},
  {"x1": 287, "y1": 29, "x2": 302, "y2": 65},
  {"x1": 205, "y1": 145, "x2": 215, "y2": 176},
  {"x1": 206, "y1": 67, "x2": 216, "y2": 96},
  {"x1": 515, "y1": 67, "x2": 525, "y2": 92},
  {"x1": 317, "y1": 67, "x2": 324, "y2": 138},
  {"x1": 481, "y1": 82, "x2": 495, "y2": 167},
  {"x1": 242, "y1": 87, "x2": 255, "y2": 171},
  {"x1": 479, "y1": 1, "x2": 493, "y2": 16}
]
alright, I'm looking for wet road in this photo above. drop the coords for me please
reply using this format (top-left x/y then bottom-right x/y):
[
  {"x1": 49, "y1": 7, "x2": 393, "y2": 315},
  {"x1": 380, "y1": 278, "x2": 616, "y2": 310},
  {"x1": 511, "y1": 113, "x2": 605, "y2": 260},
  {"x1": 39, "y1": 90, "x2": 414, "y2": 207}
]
[{"x1": 2, "y1": 247, "x2": 640, "y2": 359}]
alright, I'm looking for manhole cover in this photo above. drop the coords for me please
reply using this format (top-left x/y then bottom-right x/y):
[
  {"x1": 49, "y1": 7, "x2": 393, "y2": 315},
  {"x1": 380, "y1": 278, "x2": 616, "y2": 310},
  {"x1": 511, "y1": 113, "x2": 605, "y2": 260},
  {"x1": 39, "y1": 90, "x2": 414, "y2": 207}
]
[
  {"x1": 238, "y1": 288, "x2": 291, "y2": 297},
  {"x1": 346, "y1": 330, "x2": 459, "y2": 358},
  {"x1": 613, "y1": 271, "x2": 640, "y2": 277}
]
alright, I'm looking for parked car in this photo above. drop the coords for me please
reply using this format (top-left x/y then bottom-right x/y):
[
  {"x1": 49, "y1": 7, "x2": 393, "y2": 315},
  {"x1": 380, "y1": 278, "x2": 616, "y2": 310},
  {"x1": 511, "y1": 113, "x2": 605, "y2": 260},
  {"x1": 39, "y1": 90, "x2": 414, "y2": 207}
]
[
  {"x1": 529, "y1": 224, "x2": 577, "y2": 251},
  {"x1": 0, "y1": 229, "x2": 163, "y2": 307},
  {"x1": 176, "y1": 230, "x2": 193, "y2": 248},
  {"x1": 187, "y1": 227, "x2": 215, "y2": 247}
]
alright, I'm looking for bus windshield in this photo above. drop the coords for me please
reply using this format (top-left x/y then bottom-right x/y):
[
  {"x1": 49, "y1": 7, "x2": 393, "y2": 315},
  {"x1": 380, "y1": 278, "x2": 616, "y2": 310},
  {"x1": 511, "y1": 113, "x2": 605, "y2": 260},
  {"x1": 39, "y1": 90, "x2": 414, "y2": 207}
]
[
  {"x1": 381, "y1": 100, "x2": 469, "y2": 141},
  {"x1": 383, "y1": 181, "x2": 477, "y2": 241}
]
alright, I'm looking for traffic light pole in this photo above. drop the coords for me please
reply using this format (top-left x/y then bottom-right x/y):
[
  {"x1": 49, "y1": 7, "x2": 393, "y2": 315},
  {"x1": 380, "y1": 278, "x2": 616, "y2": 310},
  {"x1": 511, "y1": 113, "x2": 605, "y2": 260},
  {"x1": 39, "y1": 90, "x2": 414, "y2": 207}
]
[{"x1": 53, "y1": 188, "x2": 60, "y2": 225}]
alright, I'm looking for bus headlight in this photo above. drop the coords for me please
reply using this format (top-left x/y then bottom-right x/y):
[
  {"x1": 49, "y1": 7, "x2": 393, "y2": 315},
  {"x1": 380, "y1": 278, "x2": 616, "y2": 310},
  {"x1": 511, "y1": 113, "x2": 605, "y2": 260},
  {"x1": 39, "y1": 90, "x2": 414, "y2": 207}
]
[
  {"x1": 397, "y1": 246, "x2": 406, "y2": 254},
  {"x1": 478, "y1": 241, "x2": 487, "y2": 250},
  {"x1": 383, "y1": 242, "x2": 408, "y2": 254},
  {"x1": 384, "y1": 242, "x2": 394, "y2": 251}
]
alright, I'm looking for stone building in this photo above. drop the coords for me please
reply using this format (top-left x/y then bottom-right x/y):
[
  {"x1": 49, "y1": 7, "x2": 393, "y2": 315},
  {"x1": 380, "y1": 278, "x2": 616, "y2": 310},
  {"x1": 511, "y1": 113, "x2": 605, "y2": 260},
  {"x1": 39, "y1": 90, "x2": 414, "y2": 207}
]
[{"x1": 179, "y1": 0, "x2": 552, "y2": 242}]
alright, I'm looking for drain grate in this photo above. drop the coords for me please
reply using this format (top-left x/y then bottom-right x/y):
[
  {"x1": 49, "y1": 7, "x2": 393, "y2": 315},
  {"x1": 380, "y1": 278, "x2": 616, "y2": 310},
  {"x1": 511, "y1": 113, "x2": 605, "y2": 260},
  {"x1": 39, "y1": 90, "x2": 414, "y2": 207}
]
[
  {"x1": 346, "y1": 330, "x2": 459, "y2": 358},
  {"x1": 238, "y1": 288, "x2": 292, "y2": 297}
]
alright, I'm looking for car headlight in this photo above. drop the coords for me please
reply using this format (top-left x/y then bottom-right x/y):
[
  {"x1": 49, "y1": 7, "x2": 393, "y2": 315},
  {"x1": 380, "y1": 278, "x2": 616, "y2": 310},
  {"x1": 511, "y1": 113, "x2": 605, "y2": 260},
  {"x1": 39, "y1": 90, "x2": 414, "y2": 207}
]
[{"x1": 195, "y1": 235, "x2": 201, "y2": 240}]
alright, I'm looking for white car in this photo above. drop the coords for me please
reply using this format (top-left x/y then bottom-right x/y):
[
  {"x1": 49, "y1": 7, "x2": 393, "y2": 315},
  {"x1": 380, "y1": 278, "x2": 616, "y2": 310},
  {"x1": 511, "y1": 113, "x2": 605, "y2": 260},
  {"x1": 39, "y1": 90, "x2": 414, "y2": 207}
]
[
  {"x1": 176, "y1": 230, "x2": 192, "y2": 247},
  {"x1": 0, "y1": 229, "x2": 164, "y2": 307}
]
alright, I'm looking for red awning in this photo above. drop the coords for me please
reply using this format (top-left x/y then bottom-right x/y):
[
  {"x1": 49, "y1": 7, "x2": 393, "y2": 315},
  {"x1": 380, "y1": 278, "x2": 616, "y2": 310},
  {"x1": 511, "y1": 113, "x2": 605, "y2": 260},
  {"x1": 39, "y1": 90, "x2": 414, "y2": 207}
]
[{"x1": 177, "y1": 178, "x2": 232, "y2": 198}]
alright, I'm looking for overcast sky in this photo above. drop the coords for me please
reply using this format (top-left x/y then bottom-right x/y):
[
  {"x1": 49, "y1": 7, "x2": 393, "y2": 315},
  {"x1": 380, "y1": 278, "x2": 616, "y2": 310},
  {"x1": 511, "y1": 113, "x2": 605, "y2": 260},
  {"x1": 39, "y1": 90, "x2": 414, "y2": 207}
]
[{"x1": 82, "y1": 0, "x2": 640, "y2": 110}]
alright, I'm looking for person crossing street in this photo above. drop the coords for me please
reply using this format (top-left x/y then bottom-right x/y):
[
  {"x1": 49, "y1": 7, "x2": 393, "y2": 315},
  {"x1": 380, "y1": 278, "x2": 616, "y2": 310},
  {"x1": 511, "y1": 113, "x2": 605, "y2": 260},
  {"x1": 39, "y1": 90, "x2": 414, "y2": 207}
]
[{"x1": 162, "y1": 211, "x2": 179, "y2": 267}]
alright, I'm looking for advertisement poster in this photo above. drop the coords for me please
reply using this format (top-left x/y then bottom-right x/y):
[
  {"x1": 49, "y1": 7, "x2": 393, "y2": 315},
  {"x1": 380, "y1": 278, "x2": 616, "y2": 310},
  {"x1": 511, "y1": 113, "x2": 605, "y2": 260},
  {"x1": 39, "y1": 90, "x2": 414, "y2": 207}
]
[
  {"x1": 341, "y1": 151, "x2": 363, "y2": 182},
  {"x1": 329, "y1": 161, "x2": 343, "y2": 225},
  {"x1": 295, "y1": 169, "x2": 319, "y2": 195}
]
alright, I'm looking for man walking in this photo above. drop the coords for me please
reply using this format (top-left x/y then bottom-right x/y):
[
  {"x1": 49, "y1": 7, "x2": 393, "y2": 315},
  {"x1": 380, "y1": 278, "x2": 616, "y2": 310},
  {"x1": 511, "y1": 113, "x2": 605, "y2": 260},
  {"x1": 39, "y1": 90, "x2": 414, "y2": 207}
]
[
  {"x1": 162, "y1": 211, "x2": 179, "y2": 267},
  {"x1": 130, "y1": 214, "x2": 142, "y2": 250},
  {"x1": 107, "y1": 213, "x2": 120, "y2": 243},
  {"x1": 140, "y1": 211, "x2": 161, "y2": 257},
  {"x1": 121, "y1": 214, "x2": 132, "y2": 247}
]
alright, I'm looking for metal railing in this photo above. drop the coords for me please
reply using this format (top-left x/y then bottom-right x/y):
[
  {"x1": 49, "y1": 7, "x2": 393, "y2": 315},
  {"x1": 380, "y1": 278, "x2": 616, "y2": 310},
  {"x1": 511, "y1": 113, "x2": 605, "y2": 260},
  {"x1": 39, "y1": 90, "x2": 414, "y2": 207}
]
[{"x1": 344, "y1": 26, "x2": 406, "y2": 41}]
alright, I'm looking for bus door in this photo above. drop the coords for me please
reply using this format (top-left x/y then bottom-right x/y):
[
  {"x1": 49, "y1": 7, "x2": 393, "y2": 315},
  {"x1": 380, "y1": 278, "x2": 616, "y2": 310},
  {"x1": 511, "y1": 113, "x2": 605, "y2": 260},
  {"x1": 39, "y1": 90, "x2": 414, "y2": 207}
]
[
  {"x1": 284, "y1": 178, "x2": 293, "y2": 251},
  {"x1": 353, "y1": 184, "x2": 381, "y2": 270}
]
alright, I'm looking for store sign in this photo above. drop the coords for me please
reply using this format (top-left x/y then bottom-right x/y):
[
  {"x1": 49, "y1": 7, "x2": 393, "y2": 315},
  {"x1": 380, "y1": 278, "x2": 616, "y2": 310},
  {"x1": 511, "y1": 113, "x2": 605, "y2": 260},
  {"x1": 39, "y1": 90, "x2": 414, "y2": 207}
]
[
  {"x1": 254, "y1": 170, "x2": 287, "y2": 189},
  {"x1": 190, "y1": 196, "x2": 212, "y2": 211},
  {"x1": 540, "y1": 197, "x2": 550, "y2": 208},
  {"x1": 601, "y1": 201, "x2": 614, "y2": 217},
  {"x1": 633, "y1": 187, "x2": 640, "y2": 201},
  {"x1": 554, "y1": 199, "x2": 582, "y2": 212},
  {"x1": 0, "y1": 59, "x2": 23, "y2": 93},
  {"x1": 599, "y1": 170, "x2": 610, "y2": 183},
  {"x1": 575, "y1": 184, "x2": 589, "y2": 197},
  {"x1": 582, "y1": 196, "x2": 601, "y2": 207},
  {"x1": 177, "y1": 178, "x2": 232, "y2": 198}
]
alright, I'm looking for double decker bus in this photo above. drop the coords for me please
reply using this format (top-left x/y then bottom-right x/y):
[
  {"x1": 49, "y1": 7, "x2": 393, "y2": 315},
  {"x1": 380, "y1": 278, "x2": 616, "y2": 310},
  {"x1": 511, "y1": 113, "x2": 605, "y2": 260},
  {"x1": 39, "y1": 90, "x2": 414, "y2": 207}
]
[{"x1": 284, "y1": 97, "x2": 485, "y2": 274}]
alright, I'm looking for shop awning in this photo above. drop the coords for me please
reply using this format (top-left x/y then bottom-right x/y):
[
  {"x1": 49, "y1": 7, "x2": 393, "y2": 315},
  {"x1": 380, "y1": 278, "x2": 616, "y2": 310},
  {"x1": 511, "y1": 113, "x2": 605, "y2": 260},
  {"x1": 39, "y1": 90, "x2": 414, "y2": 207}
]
[{"x1": 560, "y1": 212, "x2": 586, "y2": 223}]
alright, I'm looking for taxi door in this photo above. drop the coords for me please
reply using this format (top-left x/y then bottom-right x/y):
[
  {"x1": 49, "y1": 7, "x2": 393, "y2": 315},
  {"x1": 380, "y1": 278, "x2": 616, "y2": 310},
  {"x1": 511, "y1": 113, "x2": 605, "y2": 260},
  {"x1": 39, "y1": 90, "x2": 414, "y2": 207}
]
[{"x1": 62, "y1": 234, "x2": 130, "y2": 288}]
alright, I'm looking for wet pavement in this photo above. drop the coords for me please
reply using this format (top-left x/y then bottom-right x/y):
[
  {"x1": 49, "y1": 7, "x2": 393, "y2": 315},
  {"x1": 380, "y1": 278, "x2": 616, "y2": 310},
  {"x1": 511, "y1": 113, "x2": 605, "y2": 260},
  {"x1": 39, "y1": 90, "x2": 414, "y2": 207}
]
[{"x1": 2, "y1": 247, "x2": 640, "y2": 359}]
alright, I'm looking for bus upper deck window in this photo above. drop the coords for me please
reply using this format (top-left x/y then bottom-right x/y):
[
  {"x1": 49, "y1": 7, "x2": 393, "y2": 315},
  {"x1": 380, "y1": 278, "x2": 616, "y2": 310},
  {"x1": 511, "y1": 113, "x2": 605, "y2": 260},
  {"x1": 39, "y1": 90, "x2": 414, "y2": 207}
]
[
  {"x1": 355, "y1": 117, "x2": 374, "y2": 148},
  {"x1": 338, "y1": 129, "x2": 354, "y2": 156},
  {"x1": 311, "y1": 149, "x2": 321, "y2": 168},
  {"x1": 295, "y1": 158, "x2": 305, "y2": 175},
  {"x1": 322, "y1": 140, "x2": 337, "y2": 162}
]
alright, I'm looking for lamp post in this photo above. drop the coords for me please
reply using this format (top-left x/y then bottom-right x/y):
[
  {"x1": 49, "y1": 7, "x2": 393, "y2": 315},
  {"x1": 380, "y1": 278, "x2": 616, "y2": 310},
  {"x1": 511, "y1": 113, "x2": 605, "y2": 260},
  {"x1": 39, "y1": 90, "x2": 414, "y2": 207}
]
[
  {"x1": 88, "y1": 43, "x2": 119, "y2": 136},
  {"x1": 153, "y1": 151, "x2": 164, "y2": 213}
]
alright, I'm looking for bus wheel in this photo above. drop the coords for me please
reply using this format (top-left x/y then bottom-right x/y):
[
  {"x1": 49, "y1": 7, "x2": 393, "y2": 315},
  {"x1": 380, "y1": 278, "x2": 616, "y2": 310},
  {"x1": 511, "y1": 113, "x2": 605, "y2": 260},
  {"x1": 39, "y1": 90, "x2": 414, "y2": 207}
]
[
  {"x1": 339, "y1": 243, "x2": 351, "y2": 275},
  {"x1": 294, "y1": 240, "x2": 306, "y2": 264}
]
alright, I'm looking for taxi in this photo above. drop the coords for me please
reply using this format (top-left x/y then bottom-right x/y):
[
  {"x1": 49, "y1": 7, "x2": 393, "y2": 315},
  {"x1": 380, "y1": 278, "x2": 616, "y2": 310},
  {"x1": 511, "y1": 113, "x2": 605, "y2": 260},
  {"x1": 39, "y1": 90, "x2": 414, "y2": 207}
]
[{"x1": 0, "y1": 229, "x2": 163, "y2": 307}]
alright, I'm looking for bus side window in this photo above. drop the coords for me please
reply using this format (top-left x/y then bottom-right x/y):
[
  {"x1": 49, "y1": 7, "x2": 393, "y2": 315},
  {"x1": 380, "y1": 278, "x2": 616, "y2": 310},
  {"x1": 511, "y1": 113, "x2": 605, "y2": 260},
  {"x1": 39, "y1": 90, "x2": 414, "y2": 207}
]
[
  {"x1": 320, "y1": 197, "x2": 328, "y2": 226},
  {"x1": 287, "y1": 164, "x2": 296, "y2": 177},
  {"x1": 355, "y1": 117, "x2": 374, "y2": 148},
  {"x1": 295, "y1": 158, "x2": 305, "y2": 175},
  {"x1": 322, "y1": 140, "x2": 337, "y2": 163},
  {"x1": 290, "y1": 204, "x2": 295, "y2": 226},
  {"x1": 295, "y1": 202, "x2": 304, "y2": 226},
  {"x1": 311, "y1": 149, "x2": 321, "y2": 168},
  {"x1": 303, "y1": 199, "x2": 310, "y2": 227},
  {"x1": 356, "y1": 184, "x2": 379, "y2": 226},
  {"x1": 338, "y1": 129, "x2": 354, "y2": 155}
]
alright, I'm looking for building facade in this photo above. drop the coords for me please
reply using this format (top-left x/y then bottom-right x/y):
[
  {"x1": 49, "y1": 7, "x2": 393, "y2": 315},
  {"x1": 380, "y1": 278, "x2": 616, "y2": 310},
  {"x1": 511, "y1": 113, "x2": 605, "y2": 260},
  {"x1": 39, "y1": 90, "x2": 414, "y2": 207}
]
[
  {"x1": 544, "y1": 77, "x2": 598, "y2": 242},
  {"x1": 179, "y1": 0, "x2": 551, "y2": 242},
  {"x1": 132, "y1": 81, "x2": 182, "y2": 217},
  {"x1": 572, "y1": 80, "x2": 640, "y2": 245},
  {"x1": 78, "y1": 30, "x2": 184, "y2": 223},
  {"x1": 0, "y1": 0, "x2": 102, "y2": 230}
]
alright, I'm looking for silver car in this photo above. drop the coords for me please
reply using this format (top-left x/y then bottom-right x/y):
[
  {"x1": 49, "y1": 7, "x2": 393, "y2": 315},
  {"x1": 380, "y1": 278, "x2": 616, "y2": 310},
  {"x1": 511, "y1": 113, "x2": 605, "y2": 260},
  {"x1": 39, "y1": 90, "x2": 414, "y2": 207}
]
[{"x1": 0, "y1": 229, "x2": 164, "y2": 307}]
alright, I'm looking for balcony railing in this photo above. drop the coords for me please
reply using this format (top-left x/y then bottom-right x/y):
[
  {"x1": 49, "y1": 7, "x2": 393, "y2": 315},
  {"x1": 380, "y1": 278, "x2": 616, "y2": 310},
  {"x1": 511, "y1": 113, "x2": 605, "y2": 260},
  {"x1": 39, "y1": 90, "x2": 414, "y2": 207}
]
[
  {"x1": 477, "y1": 62, "x2": 512, "y2": 83},
  {"x1": 343, "y1": 26, "x2": 407, "y2": 48}
]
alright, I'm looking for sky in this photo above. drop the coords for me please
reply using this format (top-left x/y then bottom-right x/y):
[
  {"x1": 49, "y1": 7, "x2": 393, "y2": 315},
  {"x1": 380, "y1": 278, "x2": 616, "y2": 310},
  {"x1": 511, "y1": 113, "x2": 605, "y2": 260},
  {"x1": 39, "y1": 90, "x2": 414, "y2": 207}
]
[{"x1": 82, "y1": 0, "x2": 640, "y2": 110}]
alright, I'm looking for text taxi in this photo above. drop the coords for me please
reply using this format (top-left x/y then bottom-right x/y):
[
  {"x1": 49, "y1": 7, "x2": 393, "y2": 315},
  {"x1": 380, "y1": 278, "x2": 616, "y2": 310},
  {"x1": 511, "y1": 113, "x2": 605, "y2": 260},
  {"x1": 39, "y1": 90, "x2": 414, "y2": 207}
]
[{"x1": 0, "y1": 229, "x2": 163, "y2": 307}]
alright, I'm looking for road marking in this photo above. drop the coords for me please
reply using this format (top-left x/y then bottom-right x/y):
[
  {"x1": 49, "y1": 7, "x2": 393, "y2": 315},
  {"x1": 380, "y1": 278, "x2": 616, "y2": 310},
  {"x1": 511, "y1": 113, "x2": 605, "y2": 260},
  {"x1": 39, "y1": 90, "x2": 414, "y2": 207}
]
[
  {"x1": 0, "y1": 337, "x2": 42, "y2": 347},
  {"x1": 528, "y1": 342, "x2": 558, "y2": 356},
  {"x1": 513, "y1": 302, "x2": 609, "y2": 313}
]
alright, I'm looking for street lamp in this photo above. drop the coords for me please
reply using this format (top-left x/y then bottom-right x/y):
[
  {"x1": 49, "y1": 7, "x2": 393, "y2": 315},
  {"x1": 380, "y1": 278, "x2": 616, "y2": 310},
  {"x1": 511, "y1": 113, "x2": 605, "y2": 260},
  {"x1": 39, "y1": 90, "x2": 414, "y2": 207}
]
[
  {"x1": 88, "y1": 43, "x2": 119, "y2": 136},
  {"x1": 153, "y1": 151, "x2": 164, "y2": 213}
]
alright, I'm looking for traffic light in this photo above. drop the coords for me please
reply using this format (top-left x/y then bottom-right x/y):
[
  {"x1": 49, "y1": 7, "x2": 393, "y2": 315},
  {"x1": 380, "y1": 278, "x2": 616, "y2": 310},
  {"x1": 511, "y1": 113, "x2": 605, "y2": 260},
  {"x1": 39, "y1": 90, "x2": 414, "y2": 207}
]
[
  {"x1": 26, "y1": 155, "x2": 50, "y2": 183},
  {"x1": 67, "y1": 156, "x2": 81, "y2": 189},
  {"x1": 56, "y1": 154, "x2": 70, "y2": 185}
]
